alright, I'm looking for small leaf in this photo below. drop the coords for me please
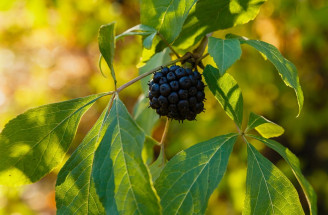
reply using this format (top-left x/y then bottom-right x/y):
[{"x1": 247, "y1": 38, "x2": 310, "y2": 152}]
[
  {"x1": 246, "y1": 112, "x2": 284, "y2": 138},
  {"x1": 56, "y1": 102, "x2": 113, "y2": 214},
  {"x1": 92, "y1": 97, "x2": 161, "y2": 214},
  {"x1": 98, "y1": 22, "x2": 116, "y2": 84},
  {"x1": 248, "y1": 134, "x2": 317, "y2": 215},
  {"x1": 203, "y1": 65, "x2": 243, "y2": 128},
  {"x1": 208, "y1": 37, "x2": 242, "y2": 74},
  {"x1": 244, "y1": 140, "x2": 304, "y2": 215},
  {"x1": 155, "y1": 133, "x2": 238, "y2": 215},
  {"x1": 149, "y1": 148, "x2": 165, "y2": 182},
  {"x1": 0, "y1": 93, "x2": 106, "y2": 186},
  {"x1": 237, "y1": 37, "x2": 304, "y2": 116},
  {"x1": 173, "y1": 0, "x2": 267, "y2": 50},
  {"x1": 143, "y1": 32, "x2": 157, "y2": 49},
  {"x1": 142, "y1": 136, "x2": 159, "y2": 165},
  {"x1": 140, "y1": 0, "x2": 198, "y2": 43},
  {"x1": 115, "y1": 24, "x2": 156, "y2": 40}
]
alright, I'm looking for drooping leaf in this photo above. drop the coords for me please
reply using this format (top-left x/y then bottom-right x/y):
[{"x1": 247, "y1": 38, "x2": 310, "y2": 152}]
[
  {"x1": 173, "y1": 0, "x2": 267, "y2": 50},
  {"x1": 246, "y1": 112, "x2": 284, "y2": 138},
  {"x1": 133, "y1": 95, "x2": 159, "y2": 135},
  {"x1": 149, "y1": 148, "x2": 165, "y2": 182},
  {"x1": 244, "y1": 140, "x2": 304, "y2": 215},
  {"x1": 248, "y1": 134, "x2": 317, "y2": 215},
  {"x1": 0, "y1": 93, "x2": 106, "y2": 186},
  {"x1": 98, "y1": 22, "x2": 116, "y2": 83},
  {"x1": 92, "y1": 97, "x2": 161, "y2": 214},
  {"x1": 155, "y1": 133, "x2": 238, "y2": 215},
  {"x1": 203, "y1": 65, "x2": 243, "y2": 128},
  {"x1": 143, "y1": 32, "x2": 157, "y2": 49},
  {"x1": 234, "y1": 36, "x2": 304, "y2": 116},
  {"x1": 208, "y1": 37, "x2": 242, "y2": 74},
  {"x1": 55, "y1": 100, "x2": 113, "y2": 215},
  {"x1": 142, "y1": 136, "x2": 159, "y2": 165},
  {"x1": 115, "y1": 24, "x2": 157, "y2": 40},
  {"x1": 140, "y1": 0, "x2": 198, "y2": 43}
]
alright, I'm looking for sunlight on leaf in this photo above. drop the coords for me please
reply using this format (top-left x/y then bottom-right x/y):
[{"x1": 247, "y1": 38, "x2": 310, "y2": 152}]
[{"x1": 246, "y1": 112, "x2": 284, "y2": 138}]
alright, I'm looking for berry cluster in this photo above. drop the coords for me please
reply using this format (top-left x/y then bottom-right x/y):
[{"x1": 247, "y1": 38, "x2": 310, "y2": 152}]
[{"x1": 148, "y1": 65, "x2": 205, "y2": 121}]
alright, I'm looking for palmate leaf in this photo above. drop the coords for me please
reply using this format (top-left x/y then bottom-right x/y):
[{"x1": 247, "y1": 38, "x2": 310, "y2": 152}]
[
  {"x1": 155, "y1": 133, "x2": 238, "y2": 215},
  {"x1": 208, "y1": 37, "x2": 242, "y2": 74},
  {"x1": 248, "y1": 134, "x2": 317, "y2": 215},
  {"x1": 203, "y1": 65, "x2": 243, "y2": 128},
  {"x1": 0, "y1": 93, "x2": 106, "y2": 186},
  {"x1": 140, "y1": 0, "x2": 198, "y2": 43},
  {"x1": 230, "y1": 35, "x2": 304, "y2": 116},
  {"x1": 55, "y1": 100, "x2": 113, "y2": 215},
  {"x1": 173, "y1": 0, "x2": 267, "y2": 50},
  {"x1": 246, "y1": 112, "x2": 284, "y2": 138},
  {"x1": 244, "y1": 139, "x2": 304, "y2": 215},
  {"x1": 92, "y1": 97, "x2": 161, "y2": 215}
]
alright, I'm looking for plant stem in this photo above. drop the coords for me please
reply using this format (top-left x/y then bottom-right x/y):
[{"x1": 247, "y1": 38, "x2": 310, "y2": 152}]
[
  {"x1": 157, "y1": 33, "x2": 181, "y2": 59},
  {"x1": 116, "y1": 53, "x2": 191, "y2": 93},
  {"x1": 160, "y1": 117, "x2": 170, "y2": 164}
]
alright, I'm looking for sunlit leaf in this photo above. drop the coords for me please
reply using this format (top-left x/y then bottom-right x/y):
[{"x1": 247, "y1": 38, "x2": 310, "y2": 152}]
[
  {"x1": 248, "y1": 134, "x2": 317, "y2": 215},
  {"x1": 208, "y1": 37, "x2": 242, "y2": 74},
  {"x1": 92, "y1": 97, "x2": 161, "y2": 214},
  {"x1": 149, "y1": 148, "x2": 165, "y2": 182},
  {"x1": 244, "y1": 139, "x2": 304, "y2": 215},
  {"x1": 233, "y1": 36, "x2": 304, "y2": 116},
  {"x1": 142, "y1": 135, "x2": 159, "y2": 165},
  {"x1": 56, "y1": 101, "x2": 113, "y2": 214},
  {"x1": 155, "y1": 133, "x2": 238, "y2": 215},
  {"x1": 143, "y1": 32, "x2": 157, "y2": 49},
  {"x1": 115, "y1": 24, "x2": 156, "y2": 40},
  {"x1": 246, "y1": 112, "x2": 284, "y2": 138},
  {"x1": 98, "y1": 22, "x2": 116, "y2": 84},
  {"x1": 203, "y1": 65, "x2": 243, "y2": 128},
  {"x1": 0, "y1": 93, "x2": 106, "y2": 186},
  {"x1": 140, "y1": 0, "x2": 198, "y2": 43},
  {"x1": 173, "y1": 0, "x2": 267, "y2": 50}
]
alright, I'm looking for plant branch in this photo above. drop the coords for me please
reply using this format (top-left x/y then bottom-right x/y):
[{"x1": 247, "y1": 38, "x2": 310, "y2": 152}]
[
  {"x1": 116, "y1": 52, "x2": 192, "y2": 93},
  {"x1": 160, "y1": 117, "x2": 170, "y2": 164},
  {"x1": 157, "y1": 33, "x2": 181, "y2": 59}
]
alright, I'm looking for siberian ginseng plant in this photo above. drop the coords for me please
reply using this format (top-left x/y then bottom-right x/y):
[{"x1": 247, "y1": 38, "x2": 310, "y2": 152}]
[{"x1": 0, "y1": 0, "x2": 317, "y2": 214}]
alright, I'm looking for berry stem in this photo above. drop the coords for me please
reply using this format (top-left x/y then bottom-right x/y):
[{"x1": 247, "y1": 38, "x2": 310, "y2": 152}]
[
  {"x1": 160, "y1": 117, "x2": 170, "y2": 164},
  {"x1": 157, "y1": 32, "x2": 181, "y2": 59},
  {"x1": 116, "y1": 53, "x2": 192, "y2": 93}
]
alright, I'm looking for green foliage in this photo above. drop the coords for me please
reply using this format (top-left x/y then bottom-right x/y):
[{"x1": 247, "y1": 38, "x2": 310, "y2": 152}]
[
  {"x1": 0, "y1": 93, "x2": 106, "y2": 186},
  {"x1": 155, "y1": 134, "x2": 238, "y2": 215},
  {"x1": 208, "y1": 37, "x2": 242, "y2": 74},
  {"x1": 203, "y1": 65, "x2": 243, "y2": 128},
  {"x1": 244, "y1": 140, "x2": 304, "y2": 215},
  {"x1": 92, "y1": 97, "x2": 161, "y2": 214},
  {"x1": 246, "y1": 112, "x2": 284, "y2": 138}
]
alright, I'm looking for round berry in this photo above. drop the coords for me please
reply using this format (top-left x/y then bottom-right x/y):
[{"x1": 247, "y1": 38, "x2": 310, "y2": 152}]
[
  {"x1": 178, "y1": 89, "x2": 188, "y2": 100},
  {"x1": 188, "y1": 87, "x2": 197, "y2": 96},
  {"x1": 161, "y1": 67, "x2": 169, "y2": 75},
  {"x1": 151, "y1": 83, "x2": 160, "y2": 97},
  {"x1": 169, "y1": 65, "x2": 179, "y2": 72},
  {"x1": 158, "y1": 95, "x2": 168, "y2": 107},
  {"x1": 153, "y1": 72, "x2": 163, "y2": 83},
  {"x1": 160, "y1": 83, "x2": 171, "y2": 96},
  {"x1": 150, "y1": 97, "x2": 160, "y2": 109},
  {"x1": 189, "y1": 96, "x2": 197, "y2": 107},
  {"x1": 186, "y1": 68, "x2": 193, "y2": 75},
  {"x1": 166, "y1": 72, "x2": 176, "y2": 81},
  {"x1": 159, "y1": 77, "x2": 168, "y2": 85},
  {"x1": 169, "y1": 81, "x2": 179, "y2": 91},
  {"x1": 179, "y1": 76, "x2": 192, "y2": 89},
  {"x1": 178, "y1": 100, "x2": 189, "y2": 112},
  {"x1": 189, "y1": 75, "x2": 197, "y2": 85},
  {"x1": 168, "y1": 92, "x2": 179, "y2": 104},
  {"x1": 193, "y1": 71, "x2": 202, "y2": 80},
  {"x1": 195, "y1": 102, "x2": 204, "y2": 114},
  {"x1": 175, "y1": 68, "x2": 186, "y2": 78},
  {"x1": 196, "y1": 80, "x2": 205, "y2": 90},
  {"x1": 196, "y1": 91, "x2": 205, "y2": 102}
]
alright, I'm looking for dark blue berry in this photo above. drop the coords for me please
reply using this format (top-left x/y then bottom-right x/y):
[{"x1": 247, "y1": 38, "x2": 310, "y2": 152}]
[
  {"x1": 175, "y1": 68, "x2": 186, "y2": 78},
  {"x1": 168, "y1": 92, "x2": 179, "y2": 104},
  {"x1": 189, "y1": 75, "x2": 197, "y2": 85},
  {"x1": 166, "y1": 72, "x2": 176, "y2": 81},
  {"x1": 169, "y1": 81, "x2": 179, "y2": 91},
  {"x1": 151, "y1": 83, "x2": 160, "y2": 97},
  {"x1": 169, "y1": 65, "x2": 179, "y2": 72},
  {"x1": 186, "y1": 68, "x2": 193, "y2": 75},
  {"x1": 196, "y1": 80, "x2": 205, "y2": 90},
  {"x1": 179, "y1": 76, "x2": 192, "y2": 89},
  {"x1": 159, "y1": 77, "x2": 168, "y2": 85},
  {"x1": 193, "y1": 71, "x2": 202, "y2": 80},
  {"x1": 189, "y1": 97, "x2": 197, "y2": 106},
  {"x1": 161, "y1": 67, "x2": 169, "y2": 75},
  {"x1": 178, "y1": 89, "x2": 188, "y2": 99},
  {"x1": 150, "y1": 97, "x2": 160, "y2": 109},
  {"x1": 195, "y1": 102, "x2": 204, "y2": 113},
  {"x1": 160, "y1": 83, "x2": 171, "y2": 96},
  {"x1": 196, "y1": 91, "x2": 205, "y2": 102},
  {"x1": 178, "y1": 100, "x2": 189, "y2": 112},
  {"x1": 158, "y1": 95, "x2": 168, "y2": 107},
  {"x1": 153, "y1": 72, "x2": 163, "y2": 83},
  {"x1": 188, "y1": 87, "x2": 197, "y2": 96}
]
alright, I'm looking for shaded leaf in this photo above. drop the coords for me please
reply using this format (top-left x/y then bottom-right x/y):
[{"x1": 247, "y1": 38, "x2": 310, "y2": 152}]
[
  {"x1": 173, "y1": 0, "x2": 266, "y2": 50},
  {"x1": 208, "y1": 37, "x2": 242, "y2": 74},
  {"x1": 142, "y1": 136, "x2": 159, "y2": 165},
  {"x1": 98, "y1": 22, "x2": 116, "y2": 83},
  {"x1": 0, "y1": 93, "x2": 106, "y2": 186},
  {"x1": 92, "y1": 97, "x2": 161, "y2": 214},
  {"x1": 155, "y1": 133, "x2": 238, "y2": 215},
  {"x1": 248, "y1": 134, "x2": 317, "y2": 215},
  {"x1": 149, "y1": 148, "x2": 165, "y2": 182},
  {"x1": 203, "y1": 65, "x2": 243, "y2": 128},
  {"x1": 55, "y1": 101, "x2": 113, "y2": 214},
  {"x1": 244, "y1": 140, "x2": 304, "y2": 215},
  {"x1": 140, "y1": 0, "x2": 198, "y2": 43},
  {"x1": 246, "y1": 112, "x2": 284, "y2": 138}
]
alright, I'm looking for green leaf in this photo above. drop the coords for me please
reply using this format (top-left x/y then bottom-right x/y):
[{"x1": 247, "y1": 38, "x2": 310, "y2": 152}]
[
  {"x1": 173, "y1": 0, "x2": 267, "y2": 50},
  {"x1": 143, "y1": 32, "x2": 157, "y2": 49},
  {"x1": 55, "y1": 101, "x2": 113, "y2": 215},
  {"x1": 208, "y1": 37, "x2": 242, "y2": 74},
  {"x1": 98, "y1": 22, "x2": 116, "y2": 84},
  {"x1": 140, "y1": 0, "x2": 198, "y2": 43},
  {"x1": 244, "y1": 140, "x2": 304, "y2": 215},
  {"x1": 203, "y1": 65, "x2": 243, "y2": 128},
  {"x1": 155, "y1": 133, "x2": 238, "y2": 215},
  {"x1": 246, "y1": 112, "x2": 284, "y2": 138},
  {"x1": 92, "y1": 97, "x2": 161, "y2": 214},
  {"x1": 149, "y1": 148, "x2": 165, "y2": 182},
  {"x1": 115, "y1": 24, "x2": 156, "y2": 40},
  {"x1": 142, "y1": 136, "x2": 159, "y2": 165},
  {"x1": 133, "y1": 95, "x2": 159, "y2": 135},
  {"x1": 237, "y1": 37, "x2": 304, "y2": 116},
  {"x1": 248, "y1": 134, "x2": 317, "y2": 215},
  {"x1": 0, "y1": 93, "x2": 106, "y2": 186}
]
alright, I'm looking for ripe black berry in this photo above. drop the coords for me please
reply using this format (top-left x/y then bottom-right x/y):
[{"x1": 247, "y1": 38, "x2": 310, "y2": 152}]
[{"x1": 148, "y1": 65, "x2": 206, "y2": 121}]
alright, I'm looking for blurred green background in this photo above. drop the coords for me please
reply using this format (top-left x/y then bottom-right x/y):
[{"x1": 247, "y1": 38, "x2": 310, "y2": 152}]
[{"x1": 0, "y1": 0, "x2": 327, "y2": 214}]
